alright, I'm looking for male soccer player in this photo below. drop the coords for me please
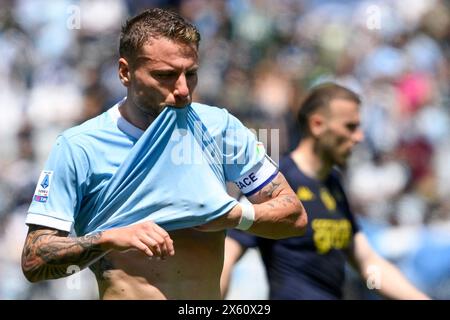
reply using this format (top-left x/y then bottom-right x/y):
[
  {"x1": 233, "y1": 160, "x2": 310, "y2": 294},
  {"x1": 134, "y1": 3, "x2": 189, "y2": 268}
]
[
  {"x1": 222, "y1": 83, "x2": 429, "y2": 300},
  {"x1": 21, "y1": 8, "x2": 307, "y2": 299}
]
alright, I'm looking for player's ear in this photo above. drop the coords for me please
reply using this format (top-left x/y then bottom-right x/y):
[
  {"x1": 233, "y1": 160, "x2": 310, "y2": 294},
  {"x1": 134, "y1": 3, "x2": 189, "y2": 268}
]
[
  {"x1": 309, "y1": 113, "x2": 326, "y2": 137},
  {"x1": 118, "y1": 57, "x2": 131, "y2": 87}
]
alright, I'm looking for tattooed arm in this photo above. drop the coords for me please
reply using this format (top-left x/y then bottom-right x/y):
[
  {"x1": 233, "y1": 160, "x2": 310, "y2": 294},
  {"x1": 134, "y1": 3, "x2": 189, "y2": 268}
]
[
  {"x1": 246, "y1": 171, "x2": 307, "y2": 238},
  {"x1": 21, "y1": 225, "x2": 105, "y2": 282},
  {"x1": 22, "y1": 221, "x2": 175, "y2": 283},
  {"x1": 195, "y1": 172, "x2": 308, "y2": 239}
]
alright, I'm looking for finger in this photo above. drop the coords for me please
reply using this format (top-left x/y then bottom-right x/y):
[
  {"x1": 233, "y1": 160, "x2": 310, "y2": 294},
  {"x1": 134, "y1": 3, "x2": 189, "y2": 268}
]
[
  {"x1": 134, "y1": 240, "x2": 154, "y2": 257},
  {"x1": 150, "y1": 224, "x2": 174, "y2": 257},
  {"x1": 151, "y1": 223, "x2": 171, "y2": 240},
  {"x1": 162, "y1": 235, "x2": 174, "y2": 257},
  {"x1": 141, "y1": 233, "x2": 164, "y2": 257},
  {"x1": 153, "y1": 228, "x2": 174, "y2": 256}
]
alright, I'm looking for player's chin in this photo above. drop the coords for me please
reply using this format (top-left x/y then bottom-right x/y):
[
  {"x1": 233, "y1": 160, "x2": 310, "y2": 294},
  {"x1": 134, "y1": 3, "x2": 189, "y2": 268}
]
[{"x1": 174, "y1": 97, "x2": 192, "y2": 108}]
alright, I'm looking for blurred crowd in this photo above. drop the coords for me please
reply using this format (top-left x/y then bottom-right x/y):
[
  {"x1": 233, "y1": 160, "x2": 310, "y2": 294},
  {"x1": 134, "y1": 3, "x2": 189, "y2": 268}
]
[{"x1": 1, "y1": 0, "x2": 450, "y2": 299}]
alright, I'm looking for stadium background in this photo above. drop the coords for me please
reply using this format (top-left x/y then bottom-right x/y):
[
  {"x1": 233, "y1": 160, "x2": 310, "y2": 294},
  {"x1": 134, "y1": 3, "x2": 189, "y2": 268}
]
[{"x1": 0, "y1": 0, "x2": 449, "y2": 299}]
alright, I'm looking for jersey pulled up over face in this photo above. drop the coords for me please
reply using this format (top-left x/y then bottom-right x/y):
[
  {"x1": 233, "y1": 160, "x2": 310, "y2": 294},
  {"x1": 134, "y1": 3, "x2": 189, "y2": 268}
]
[{"x1": 26, "y1": 100, "x2": 278, "y2": 235}]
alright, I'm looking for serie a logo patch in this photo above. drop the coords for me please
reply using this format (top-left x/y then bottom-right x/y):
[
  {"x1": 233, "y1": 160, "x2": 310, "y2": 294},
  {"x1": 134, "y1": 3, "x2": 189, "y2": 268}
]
[{"x1": 33, "y1": 171, "x2": 53, "y2": 203}]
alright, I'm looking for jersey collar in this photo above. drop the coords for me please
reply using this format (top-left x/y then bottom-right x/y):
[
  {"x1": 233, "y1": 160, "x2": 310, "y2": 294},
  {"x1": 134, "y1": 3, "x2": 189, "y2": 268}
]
[{"x1": 107, "y1": 97, "x2": 144, "y2": 140}]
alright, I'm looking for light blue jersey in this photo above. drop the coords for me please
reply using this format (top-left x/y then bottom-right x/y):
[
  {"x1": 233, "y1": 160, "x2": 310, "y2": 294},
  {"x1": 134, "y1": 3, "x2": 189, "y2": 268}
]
[{"x1": 26, "y1": 99, "x2": 278, "y2": 235}]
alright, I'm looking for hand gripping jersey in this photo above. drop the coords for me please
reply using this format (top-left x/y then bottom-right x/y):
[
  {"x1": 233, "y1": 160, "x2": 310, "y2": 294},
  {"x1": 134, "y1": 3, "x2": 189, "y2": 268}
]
[{"x1": 26, "y1": 100, "x2": 278, "y2": 235}]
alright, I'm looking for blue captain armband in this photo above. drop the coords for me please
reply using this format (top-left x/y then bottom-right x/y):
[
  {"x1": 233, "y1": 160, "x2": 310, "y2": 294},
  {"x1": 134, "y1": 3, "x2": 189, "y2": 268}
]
[{"x1": 234, "y1": 156, "x2": 279, "y2": 197}]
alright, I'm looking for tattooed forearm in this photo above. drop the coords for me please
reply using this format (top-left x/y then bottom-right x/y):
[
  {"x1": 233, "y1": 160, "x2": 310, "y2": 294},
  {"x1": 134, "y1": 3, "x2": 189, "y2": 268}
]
[
  {"x1": 250, "y1": 172, "x2": 296, "y2": 206},
  {"x1": 36, "y1": 232, "x2": 103, "y2": 264},
  {"x1": 262, "y1": 181, "x2": 281, "y2": 198},
  {"x1": 21, "y1": 226, "x2": 106, "y2": 282},
  {"x1": 246, "y1": 172, "x2": 307, "y2": 239},
  {"x1": 260, "y1": 194, "x2": 297, "y2": 211},
  {"x1": 249, "y1": 174, "x2": 284, "y2": 204}
]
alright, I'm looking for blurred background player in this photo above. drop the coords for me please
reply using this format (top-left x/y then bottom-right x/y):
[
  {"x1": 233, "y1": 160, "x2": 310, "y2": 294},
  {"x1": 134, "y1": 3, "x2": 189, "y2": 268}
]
[{"x1": 222, "y1": 83, "x2": 430, "y2": 300}]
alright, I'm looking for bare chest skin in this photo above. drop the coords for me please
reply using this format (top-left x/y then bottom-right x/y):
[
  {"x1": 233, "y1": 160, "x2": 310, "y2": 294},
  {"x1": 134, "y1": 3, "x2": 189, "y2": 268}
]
[{"x1": 91, "y1": 229, "x2": 225, "y2": 299}]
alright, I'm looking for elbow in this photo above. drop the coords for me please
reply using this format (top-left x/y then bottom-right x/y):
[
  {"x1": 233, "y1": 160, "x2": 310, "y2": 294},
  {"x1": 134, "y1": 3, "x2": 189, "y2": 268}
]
[
  {"x1": 22, "y1": 267, "x2": 41, "y2": 283},
  {"x1": 294, "y1": 203, "x2": 308, "y2": 233},
  {"x1": 23, "y1": 273, "x2": 41, "y2": 283},
  {"x1": 21, "y1": 255, "x2": 45, "y2": 283},
  {"x1": 282, "y1": 202, "x2": 308, "y2": 239},
  {"x1": 270, "y1": 203, "x2": 308, "y2": 240}
]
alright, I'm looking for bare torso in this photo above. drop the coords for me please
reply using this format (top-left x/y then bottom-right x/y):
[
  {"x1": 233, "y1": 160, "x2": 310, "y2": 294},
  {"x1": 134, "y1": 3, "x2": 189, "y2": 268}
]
[{"x1": 91, "y1": 229, "x2": 225, "y2": 299}]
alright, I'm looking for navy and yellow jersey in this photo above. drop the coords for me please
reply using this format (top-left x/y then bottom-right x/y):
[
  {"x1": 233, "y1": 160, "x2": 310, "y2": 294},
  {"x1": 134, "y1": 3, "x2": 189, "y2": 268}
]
[{"x1": 228, "y1": 155, "x2": 360, "y2": 300}]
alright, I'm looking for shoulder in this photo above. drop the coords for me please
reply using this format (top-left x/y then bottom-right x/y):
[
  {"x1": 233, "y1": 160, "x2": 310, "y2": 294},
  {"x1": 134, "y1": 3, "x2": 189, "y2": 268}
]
[
  {"x1": 59, "y1": 111, "x2": 115, "y2": 150},
  {"x1": 190, "y1": 102, "x2": 230, "y2": 126},
  {"x1": 191, "y1": 102, "x2": 229, "y2": 117},
  {"x1": 62, "y1": 111, "x2": 112, "y2": 140},
  {"x1": 279, "y1": 155, "x2": 294, "y2": 171},
  {"x1": 190, "y1": 102, "x2": 250, "y2": 140},
  {"x1": 48, "y1": 111, "x2": 118, "y2": 167},
  {"x1": 191, "y1": 102, "x2": 246, "y2": 129},
  {"x1": 279, "y1": 155, "x2": 299, "y2": 179}
]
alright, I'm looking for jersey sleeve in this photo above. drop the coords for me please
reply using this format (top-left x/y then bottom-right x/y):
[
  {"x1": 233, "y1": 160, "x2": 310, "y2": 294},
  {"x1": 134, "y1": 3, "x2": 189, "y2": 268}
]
[
  {"x1": 222, "y1": 112, "x2": 278, "y2": 197},
  {"x1": 26, "y1": 135, "x2": 86, "y2": 232}
]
